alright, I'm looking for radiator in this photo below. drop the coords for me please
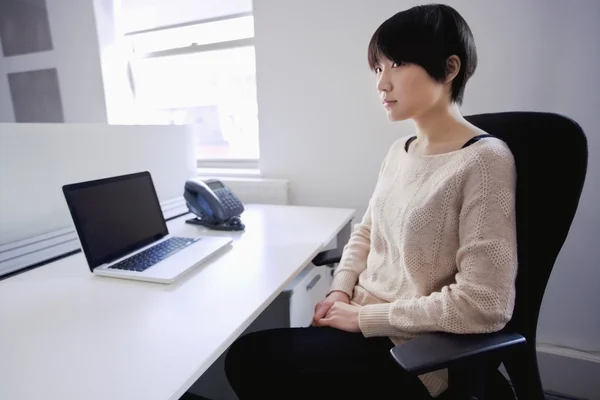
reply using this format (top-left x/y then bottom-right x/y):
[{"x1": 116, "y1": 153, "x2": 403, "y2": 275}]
[{"x1": 218, "y1": 177, "x2": 290, "y2": 205}]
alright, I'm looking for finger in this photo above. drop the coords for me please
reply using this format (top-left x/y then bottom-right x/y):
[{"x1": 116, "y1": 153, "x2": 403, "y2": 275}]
[
  {"x1": 313, "y1": 305, "x2": 327, "y2": 325},
  {"x1": 322, "y1": 316, "x2": 352, "y2": 333},
  {"x1": 314, "y1": 301, "x2": 322, "y2": 313},
  {"x1": 320, "y1": 316, "x2": 344, "y2": 331},
  {"x1": 312, "y1": 310, "x2": 324, "y2": 326},
  {"x1": 318, "y1": 316, "x2": 333, "y2": 327},
  {"x1": 314, "y1": 303, "x2": 330, "y2": 321},
  {"x1": 313, "y1": 305, "x2": 325, "y2": 321},
  {"x1": 325, "y1": 303, "x2": 338, "y2": 318}
]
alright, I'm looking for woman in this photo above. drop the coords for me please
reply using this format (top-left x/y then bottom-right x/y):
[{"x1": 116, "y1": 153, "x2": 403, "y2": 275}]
[{"x1": 225, "y1": 4, "x2": 517, "y2": 399}]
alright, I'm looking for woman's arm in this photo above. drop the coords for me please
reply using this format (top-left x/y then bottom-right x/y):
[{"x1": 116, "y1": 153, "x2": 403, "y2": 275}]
[
  {"x1": 328, "y1": 204, "x2": 374, "y2": 296},
  {"x1": 327, "y1": 138, "x2": 403, "y2": 297},
  {"x1": 358, "y1": 145, "x2": 519, "y2": 337}
]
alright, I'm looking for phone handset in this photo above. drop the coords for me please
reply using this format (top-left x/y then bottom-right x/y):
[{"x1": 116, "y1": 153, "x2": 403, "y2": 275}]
[{"x1": 184, "y1": 178, "x2": 245, "y2": 231}]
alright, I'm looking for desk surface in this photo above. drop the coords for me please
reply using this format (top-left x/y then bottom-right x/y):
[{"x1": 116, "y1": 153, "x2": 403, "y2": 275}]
[{"x1": 0, "y1": 204, "x2": 354, "y2": 400}]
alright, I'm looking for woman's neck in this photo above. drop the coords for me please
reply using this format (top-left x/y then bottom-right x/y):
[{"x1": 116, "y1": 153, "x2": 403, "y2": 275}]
[{"x1": 412, "y1": 103, "x2": 470, "y2": 144}]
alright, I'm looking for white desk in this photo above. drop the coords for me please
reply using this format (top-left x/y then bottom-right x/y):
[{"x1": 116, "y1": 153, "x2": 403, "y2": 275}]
[{"x1": 0, "y1": 204, "x2": 354, "y2": 400}]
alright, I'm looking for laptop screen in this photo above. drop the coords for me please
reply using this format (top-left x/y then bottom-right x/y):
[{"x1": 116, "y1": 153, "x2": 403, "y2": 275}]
[{"x1": 63, "y1": 172, "x2": 169, "y2": 270}]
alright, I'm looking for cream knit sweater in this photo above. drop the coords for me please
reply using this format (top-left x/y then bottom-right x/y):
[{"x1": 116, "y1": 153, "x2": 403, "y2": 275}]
[{"x1": 330, "y1": 135, "x2": 518, "y2": 397}]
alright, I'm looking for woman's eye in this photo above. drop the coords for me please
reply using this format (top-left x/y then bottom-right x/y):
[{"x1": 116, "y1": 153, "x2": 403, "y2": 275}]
[
  {"x1": 374, "y1": 67, "x2": 382, "y2": 74},
  {"x1": 392, "y1": 62, "x2": 402, "y2": 68}
]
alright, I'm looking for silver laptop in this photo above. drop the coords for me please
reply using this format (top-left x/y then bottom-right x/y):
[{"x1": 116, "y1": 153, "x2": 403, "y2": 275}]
[{"x1": 62, "y1": 171, "x2": 232, "y2": 284}]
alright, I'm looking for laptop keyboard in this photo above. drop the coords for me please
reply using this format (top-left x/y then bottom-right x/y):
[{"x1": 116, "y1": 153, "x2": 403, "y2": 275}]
[{"x1": 108, "y1": 237, "x2": 200, "y2": 272}]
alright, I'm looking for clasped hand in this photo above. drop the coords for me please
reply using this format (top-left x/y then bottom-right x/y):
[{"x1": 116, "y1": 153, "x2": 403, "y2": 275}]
[{"x1": 312, "y1": 291, "x2": 361, "y2": 333}]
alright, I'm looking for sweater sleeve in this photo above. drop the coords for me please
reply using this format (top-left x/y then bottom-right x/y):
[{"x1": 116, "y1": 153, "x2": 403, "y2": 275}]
[
  {"x1": 329, "y1": 139, "x2": 402, "y2": 296},
  {"x1": 328, "y1": 202, "x2": 373, "y2": 296},
  {"x1": 359, "y1": 145, "x2": 519, "y2": 337}
]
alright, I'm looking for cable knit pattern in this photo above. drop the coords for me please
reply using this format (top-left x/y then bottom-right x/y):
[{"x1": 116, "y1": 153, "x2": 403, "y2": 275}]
[{"x1": 330, "y1": 135, "x2": 518, "y2": 397}]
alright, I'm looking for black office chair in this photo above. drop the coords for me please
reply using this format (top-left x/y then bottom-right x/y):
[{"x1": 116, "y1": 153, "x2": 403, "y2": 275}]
[{"x1": 313, "y1": 112, "x2": 588, "y2": 400}]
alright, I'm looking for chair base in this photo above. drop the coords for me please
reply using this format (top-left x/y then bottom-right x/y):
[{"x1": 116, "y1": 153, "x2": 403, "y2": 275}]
[{"x1": 438, "y1": 369, "x2": 515, "y2": 400}]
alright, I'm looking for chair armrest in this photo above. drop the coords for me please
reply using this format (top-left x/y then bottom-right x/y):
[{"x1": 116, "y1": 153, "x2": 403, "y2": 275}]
[
  {"x1": 390, "y1": 332, "x2": 526, "y2": 375},
  {"x1": 312, "y1": 249, "x2": 342, "y2": 266}
]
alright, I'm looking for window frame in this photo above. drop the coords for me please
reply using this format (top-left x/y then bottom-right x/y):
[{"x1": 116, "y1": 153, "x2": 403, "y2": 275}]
[{"x1": 125, "y1": 11, "x2": 259, "y2": 171}]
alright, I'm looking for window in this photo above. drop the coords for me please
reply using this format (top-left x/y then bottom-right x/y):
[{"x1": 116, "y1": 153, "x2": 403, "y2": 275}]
[{"x1": 127, "y1": 13, "x2": 259, "y2": 164}]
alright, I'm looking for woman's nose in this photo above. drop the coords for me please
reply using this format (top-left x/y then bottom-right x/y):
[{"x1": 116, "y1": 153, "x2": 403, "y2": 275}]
[{"x1": 377, "y1": 72, "x2": 392, "y2": 93}]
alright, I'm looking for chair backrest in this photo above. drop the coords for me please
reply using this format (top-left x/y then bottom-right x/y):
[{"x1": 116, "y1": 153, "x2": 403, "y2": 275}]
[{"x1": 465, "y1": 112, "x2": 588, "y2": 398}]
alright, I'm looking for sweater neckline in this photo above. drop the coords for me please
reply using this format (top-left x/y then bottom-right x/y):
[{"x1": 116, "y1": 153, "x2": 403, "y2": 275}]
[{"x1": 403, "y1": 136, "x2": 493, "y2": 159}]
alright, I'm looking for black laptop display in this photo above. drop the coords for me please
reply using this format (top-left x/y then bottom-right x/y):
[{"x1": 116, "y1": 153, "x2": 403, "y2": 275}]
[{"x1": 62, "y1": 172, "x2": 168, "y2": 271}]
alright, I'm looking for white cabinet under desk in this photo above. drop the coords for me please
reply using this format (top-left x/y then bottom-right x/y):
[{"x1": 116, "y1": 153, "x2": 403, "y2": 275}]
[
  {"x1": 285, "y1": 219, "x2": 349, "y2": 328},
  {"x1": 287, "y1": 262, "x2": 332, "y2": 327}
]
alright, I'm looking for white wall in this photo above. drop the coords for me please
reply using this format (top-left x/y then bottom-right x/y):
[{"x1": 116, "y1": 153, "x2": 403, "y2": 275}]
[
  {"x1": 0, "y1": 124, "x2": 196, "y2": 245},
  {"x1": 47, "y1": 0, "x2": 108, "y2": 123},
  {"x1": 0, "y1": 0, "x2": 109, "y2": 123},
  {"x1": 254, "y1": 0, "x2": 600, "y2": 394}
]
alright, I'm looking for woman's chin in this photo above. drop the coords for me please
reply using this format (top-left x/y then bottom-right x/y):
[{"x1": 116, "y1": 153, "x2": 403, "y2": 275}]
[{"x1": 386, "y1": 109, "x2": 411, "y2": 122}]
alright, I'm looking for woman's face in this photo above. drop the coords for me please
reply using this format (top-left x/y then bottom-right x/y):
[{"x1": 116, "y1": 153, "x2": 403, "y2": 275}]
[{"x1": 375, "y1": 56, "x2": 446, "y2": 121}]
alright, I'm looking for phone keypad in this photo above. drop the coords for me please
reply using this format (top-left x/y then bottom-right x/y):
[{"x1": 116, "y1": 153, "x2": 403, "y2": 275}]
[{"x1": 214, "y1": 188, "x2": 244, "y2": 216}]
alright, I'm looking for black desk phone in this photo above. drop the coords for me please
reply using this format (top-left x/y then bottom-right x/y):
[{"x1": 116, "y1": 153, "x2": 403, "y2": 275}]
[{"x1": 184, "y1": 178, "x2": 245, "y2": 231}]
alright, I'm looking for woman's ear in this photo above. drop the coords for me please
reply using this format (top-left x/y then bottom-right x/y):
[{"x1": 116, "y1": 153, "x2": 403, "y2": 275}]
[{"x1": 445, "y1": 55, "x2": 461, "y2": 83}]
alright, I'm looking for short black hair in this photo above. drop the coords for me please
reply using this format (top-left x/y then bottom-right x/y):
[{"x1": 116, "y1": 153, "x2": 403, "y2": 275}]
[{"x1": 368, "y1": 4, "x2": 477, "y2": 104}]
